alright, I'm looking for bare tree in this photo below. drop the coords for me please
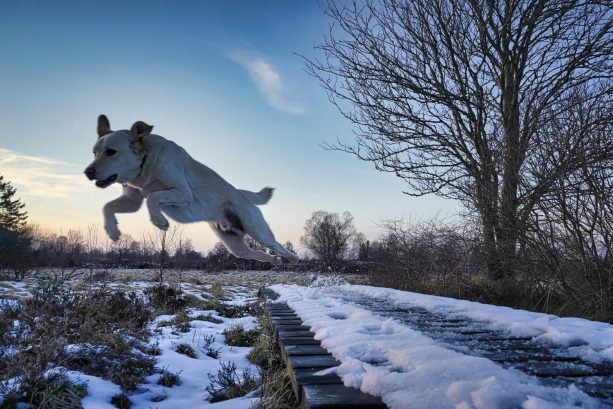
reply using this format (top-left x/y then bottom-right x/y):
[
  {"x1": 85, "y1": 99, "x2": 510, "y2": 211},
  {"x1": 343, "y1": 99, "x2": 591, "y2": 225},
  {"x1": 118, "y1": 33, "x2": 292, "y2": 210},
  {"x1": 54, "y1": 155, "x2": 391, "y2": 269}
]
[
  {"x1": 143, "y1": 226, "x2": 181, "y2": 283},
  {"x1": 525, "y1": 132, "x2": 613, "y2": 317},
  {"x1": 307, "y1": 0, "x2": 612, "y2": 278},
  {"x1": 301, "y1": 211, "x2": 357, "y2": 270}
]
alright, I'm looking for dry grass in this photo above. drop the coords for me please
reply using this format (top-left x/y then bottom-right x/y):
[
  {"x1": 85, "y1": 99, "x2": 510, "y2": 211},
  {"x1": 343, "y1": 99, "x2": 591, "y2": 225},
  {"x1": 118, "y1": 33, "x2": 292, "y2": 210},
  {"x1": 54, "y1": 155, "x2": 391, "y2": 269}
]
[
  {"x1": 222, "y1": 324, "x2": 260, "y2": 347},
  {"x1": 248, "y1": 311, "x2": 298, "y2": 409},
  {"x1": 0, "y1": 280, "x2": 156, "y2": 406}
]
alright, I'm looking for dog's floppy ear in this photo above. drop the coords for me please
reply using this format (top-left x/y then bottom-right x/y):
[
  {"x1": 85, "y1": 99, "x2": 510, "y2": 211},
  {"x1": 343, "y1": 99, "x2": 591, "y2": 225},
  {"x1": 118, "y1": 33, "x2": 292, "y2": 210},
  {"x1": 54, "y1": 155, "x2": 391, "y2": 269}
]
[
  {"x1": 129, "y1": 121, "x2": 153, "y2": 154},
  {"x1": 97, "y1": 114, "x2": 112, "y2": 138},
  {"x1": 130, "y1": 121, "x2": 154, "y2": 138}
]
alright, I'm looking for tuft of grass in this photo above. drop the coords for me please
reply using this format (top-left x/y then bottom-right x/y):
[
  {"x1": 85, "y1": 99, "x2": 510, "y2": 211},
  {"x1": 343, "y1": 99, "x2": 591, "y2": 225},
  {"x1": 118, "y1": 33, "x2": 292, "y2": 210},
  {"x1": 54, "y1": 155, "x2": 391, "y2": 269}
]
[
  {"x1": 176, "y1": 343, "x2": 197, "y2": 358},
  {"x1": 201, "y1": 333, "x2": 221, "y2": 359},
  {"x1": 111, "y1": 393, "x2": 131, "y2": 409},
  {"x1": 222, "y1": 324, "x2": 260, "y2": 347},
  {"x1": 144, "y1": 284, "x2": 190, "y2": 314},
  {"x1": 157, "y1": 369, "x2": 181, "y2": 388},
  {"x1": 209, "y1": 282, "x2": 225, "y2": 300},
  {"x1": 205, "y1": 361, "x2": 257, "y2": 403},
  {"x1": 7, "y1": 376, "x2": 89, "y2": 409}
]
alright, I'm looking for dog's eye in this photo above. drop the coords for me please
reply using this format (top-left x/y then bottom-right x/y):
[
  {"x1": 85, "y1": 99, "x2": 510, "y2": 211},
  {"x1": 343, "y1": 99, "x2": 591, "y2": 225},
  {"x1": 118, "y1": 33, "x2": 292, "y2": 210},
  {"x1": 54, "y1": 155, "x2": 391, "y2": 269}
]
[{"x1": 105, "y1": 149, "x2": 117, "y2": 156}]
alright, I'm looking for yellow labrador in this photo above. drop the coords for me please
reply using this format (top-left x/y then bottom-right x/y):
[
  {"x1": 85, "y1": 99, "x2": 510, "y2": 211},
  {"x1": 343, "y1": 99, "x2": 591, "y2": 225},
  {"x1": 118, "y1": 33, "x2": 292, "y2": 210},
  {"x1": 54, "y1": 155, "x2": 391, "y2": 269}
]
[{"x1": 84, "y1": 115, "x2": 298, "y2": 265}]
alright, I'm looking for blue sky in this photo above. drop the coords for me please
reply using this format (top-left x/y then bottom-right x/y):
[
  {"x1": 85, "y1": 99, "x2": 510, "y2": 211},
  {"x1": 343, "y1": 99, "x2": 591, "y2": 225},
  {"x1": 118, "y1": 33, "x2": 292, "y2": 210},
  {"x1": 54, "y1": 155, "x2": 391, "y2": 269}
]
[{"x1": 0, "y1": 0, "x2": 456, "y2": 254}]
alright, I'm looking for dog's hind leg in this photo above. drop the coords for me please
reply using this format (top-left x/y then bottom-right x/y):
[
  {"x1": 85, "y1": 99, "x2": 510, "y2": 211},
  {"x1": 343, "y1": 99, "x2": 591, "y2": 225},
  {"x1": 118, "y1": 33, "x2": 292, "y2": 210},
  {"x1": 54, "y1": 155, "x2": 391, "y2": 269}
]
[
  {"x1": 241, "y1": 208, "x2": 300, "y2": 263},
  {"x1": 208, "y1": 222, "x2": 282, "y2": 265}
]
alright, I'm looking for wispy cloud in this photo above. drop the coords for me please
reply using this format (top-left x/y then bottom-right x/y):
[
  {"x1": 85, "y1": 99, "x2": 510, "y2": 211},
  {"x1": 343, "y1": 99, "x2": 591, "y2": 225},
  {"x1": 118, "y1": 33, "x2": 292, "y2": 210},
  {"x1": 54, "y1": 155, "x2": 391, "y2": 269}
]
[
  {"x1": 229, "y1": 50, "x2": 305, "y2": 115},
  {"x1": 0, "y1": 148, "x2": 89, "y2": 199}
]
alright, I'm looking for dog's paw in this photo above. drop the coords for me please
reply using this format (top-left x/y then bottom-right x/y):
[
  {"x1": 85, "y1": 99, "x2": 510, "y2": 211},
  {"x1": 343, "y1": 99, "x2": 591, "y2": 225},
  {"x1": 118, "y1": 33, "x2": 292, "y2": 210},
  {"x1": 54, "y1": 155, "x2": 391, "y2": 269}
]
[
  {"x1": 151, "y1": 214, "x2": 169, "y2": 231},
  {"x1": 105, "y1": 222, "x2": 121, "y2": 242}
]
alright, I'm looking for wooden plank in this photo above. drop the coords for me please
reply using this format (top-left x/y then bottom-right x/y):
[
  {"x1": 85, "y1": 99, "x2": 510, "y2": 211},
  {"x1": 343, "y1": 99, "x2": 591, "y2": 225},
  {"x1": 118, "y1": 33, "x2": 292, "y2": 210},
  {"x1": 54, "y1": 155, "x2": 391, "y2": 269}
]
[
  {"x1": 268, "y1": 306, "x2": 291, "y2": 310},
  {"x1": 280, "y1": 337, "x2": 321, "y2": 346},
  {"x1": 270, "y1": 312, "x2": 300, "y2": 317},
  {"x1": 267, "y1": 302, "x2": 290, "y2": 308},
  {"x1": 288, "y1": 354, "x2": 340, "y2": 369},
  {"x1": 271, "y1": 315, "x2": 302, "y2": 321},
  {"x1": 272, "y1": 319, "x2": 304, "y2": 326},
  {"x1": 278, "y1": 330, "x2": 315, "y2": 339},
  {"x1": 290, "y1": 368, "x2": 343, "y2": 397},
  {"x1": 301, "y1": 384, "x2": 387, "y2": 409},
  {"x1": 284, "y1": 345, "x2": 330, "y2": 356},
  {"x1": 275, "y1": 324, "x2": 311, "y2": 332},
  {"x1": 282, "y1": 345, "x2": 331, "y2": 366},
  {"x1": 294, "y1": 368, "x2": 343, "y2": 385}
]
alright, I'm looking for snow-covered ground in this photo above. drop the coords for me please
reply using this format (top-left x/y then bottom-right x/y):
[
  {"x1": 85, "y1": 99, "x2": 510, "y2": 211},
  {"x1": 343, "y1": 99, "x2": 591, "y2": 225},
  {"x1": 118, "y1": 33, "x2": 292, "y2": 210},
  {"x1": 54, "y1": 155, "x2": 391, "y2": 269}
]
[
  {"x1": 0, "y1": 270, "x2": 365, "y2": 408},
  {"x1": 69, "y1": 305, "x2": 259, "y2": 409},
  {"x1": 1, "y1": 281, "x2": 261, "y2": 409},
  {"x1": 271, "y1": 284, "x2": 613, "y2": 409}
]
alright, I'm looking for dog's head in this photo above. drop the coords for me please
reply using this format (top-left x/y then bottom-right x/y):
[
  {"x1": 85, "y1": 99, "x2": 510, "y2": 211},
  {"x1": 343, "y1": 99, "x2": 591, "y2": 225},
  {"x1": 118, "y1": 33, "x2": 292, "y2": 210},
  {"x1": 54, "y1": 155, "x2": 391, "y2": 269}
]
[{"x1": 84, "y1": 115, "x2": 153, "y2": 188}]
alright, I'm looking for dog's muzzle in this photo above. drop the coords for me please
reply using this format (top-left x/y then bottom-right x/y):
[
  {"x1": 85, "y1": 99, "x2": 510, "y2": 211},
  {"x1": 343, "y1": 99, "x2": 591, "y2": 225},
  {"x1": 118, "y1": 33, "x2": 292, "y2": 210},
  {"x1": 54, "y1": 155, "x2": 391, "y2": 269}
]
[{"x1": 94, "y1": 174, "x2": 118, "y2": 188}]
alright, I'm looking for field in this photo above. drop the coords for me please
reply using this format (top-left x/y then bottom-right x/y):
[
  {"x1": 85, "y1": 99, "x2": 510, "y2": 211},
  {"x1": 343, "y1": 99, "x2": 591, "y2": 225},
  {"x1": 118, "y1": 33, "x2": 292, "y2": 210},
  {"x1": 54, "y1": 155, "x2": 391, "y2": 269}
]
[{"x1": 0, "y1": 269, "x2": 366, "y2": 408}]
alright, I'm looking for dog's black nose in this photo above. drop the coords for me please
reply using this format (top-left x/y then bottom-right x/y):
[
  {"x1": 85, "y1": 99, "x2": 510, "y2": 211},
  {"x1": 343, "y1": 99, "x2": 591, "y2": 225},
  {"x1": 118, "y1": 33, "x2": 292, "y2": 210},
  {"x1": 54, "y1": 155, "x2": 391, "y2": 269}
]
[{"x1": 84, "y1": 167, "x2": 96, "y2": 180}]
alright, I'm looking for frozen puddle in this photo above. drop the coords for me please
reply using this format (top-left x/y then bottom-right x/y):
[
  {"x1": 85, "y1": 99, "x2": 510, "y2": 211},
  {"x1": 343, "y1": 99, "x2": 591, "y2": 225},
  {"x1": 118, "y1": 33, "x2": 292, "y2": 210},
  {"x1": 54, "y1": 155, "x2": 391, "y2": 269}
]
[{"x1": 271, "y1": 284, "x2": 613, "y2": 409}]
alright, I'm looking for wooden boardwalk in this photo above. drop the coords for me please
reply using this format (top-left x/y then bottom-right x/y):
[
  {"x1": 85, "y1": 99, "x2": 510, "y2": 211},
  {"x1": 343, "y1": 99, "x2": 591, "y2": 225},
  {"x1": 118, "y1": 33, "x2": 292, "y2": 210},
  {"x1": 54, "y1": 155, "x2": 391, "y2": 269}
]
[{"x1": 262, "y1": 289, "x2": 388, "y2": 409}]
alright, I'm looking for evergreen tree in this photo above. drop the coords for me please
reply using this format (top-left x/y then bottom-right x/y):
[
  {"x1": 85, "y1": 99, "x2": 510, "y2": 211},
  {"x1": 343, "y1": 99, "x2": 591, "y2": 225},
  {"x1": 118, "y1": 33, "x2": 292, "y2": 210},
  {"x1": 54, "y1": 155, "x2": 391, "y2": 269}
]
[
  {"x1": 0, "y1": 175, "x2": 30, "y2": 278},
  {"x1": 0, "y1": 175, "x2": 28, "y2": 230}
]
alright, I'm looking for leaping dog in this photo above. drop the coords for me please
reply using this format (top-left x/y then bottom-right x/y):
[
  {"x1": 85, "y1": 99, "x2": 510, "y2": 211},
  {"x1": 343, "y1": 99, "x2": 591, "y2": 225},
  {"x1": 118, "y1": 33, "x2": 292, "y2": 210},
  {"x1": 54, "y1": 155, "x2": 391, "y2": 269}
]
[{"x1": 84, "y1": 115, "x2": 299, "y2": 265}]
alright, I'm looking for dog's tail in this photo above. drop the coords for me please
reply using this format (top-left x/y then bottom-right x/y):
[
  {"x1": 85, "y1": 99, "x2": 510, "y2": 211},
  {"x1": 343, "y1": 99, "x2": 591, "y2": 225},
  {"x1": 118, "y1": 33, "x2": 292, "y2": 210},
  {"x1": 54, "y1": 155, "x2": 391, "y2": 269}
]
[{"x1": 239, "y1": 187, "x2": 274, "y2": 206}]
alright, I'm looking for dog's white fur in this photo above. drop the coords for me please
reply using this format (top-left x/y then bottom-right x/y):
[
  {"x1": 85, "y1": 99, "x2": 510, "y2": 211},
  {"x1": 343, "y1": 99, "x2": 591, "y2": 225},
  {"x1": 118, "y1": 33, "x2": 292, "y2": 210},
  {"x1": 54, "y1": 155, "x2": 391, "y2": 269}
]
[{"x1": 84, "y1": 115, "x2": 299, "y2": 265}]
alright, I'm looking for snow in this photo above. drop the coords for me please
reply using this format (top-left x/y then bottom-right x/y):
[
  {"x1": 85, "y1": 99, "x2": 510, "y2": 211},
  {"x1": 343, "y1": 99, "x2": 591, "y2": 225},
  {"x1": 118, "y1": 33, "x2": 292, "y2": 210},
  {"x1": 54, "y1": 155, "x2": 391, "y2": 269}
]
[
  {"x1": 271, "y1": 284, "x2": 612, "y2": 409},
  {"x1": 59, "y1": 306, "x2": 259, "y2": 409},
  {"x1": 344, "y1": 285, "x2": 613, "y2": 363},
  {"x1": 0, "y1": 279, "x2": 261, "y2": 409}
]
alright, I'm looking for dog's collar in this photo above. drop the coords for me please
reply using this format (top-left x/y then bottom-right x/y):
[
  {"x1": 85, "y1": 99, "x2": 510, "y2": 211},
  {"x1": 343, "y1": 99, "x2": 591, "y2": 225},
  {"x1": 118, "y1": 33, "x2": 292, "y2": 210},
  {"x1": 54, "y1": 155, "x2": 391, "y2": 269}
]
[{"x1": 139, "y1": 154, "x2": 148, "y2": 172}]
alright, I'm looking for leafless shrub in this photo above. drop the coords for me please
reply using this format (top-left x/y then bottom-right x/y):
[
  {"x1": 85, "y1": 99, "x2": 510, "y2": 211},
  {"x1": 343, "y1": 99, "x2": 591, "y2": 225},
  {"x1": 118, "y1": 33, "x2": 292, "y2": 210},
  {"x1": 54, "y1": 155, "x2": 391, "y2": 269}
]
[
  {"x1": 370, "y1": 216, "x2": 480, "y2": 292},
  {"x1": 205, "y1": 361, "x2": 257, "y2": 403},
  {"x1": 201, "y1": 333, "x2": 221, "y2": 359}
]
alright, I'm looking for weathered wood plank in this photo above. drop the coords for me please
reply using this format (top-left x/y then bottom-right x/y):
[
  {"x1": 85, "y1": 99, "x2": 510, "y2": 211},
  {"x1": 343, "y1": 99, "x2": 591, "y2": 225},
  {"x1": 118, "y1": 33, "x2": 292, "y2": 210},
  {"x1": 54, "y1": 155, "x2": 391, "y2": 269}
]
[
  {"x1": 281, "y1": 345, "x2": 331, "y2": 367},
  {"x1": 272, "y1": 318, "x2": 304, "y2": 326},
  {"x1": 267, "y1": 304, "x2": 293, "y2": 312},
  {"x1": 290, "y1": 368, "x2": 343, "y2": 397},
  {"x1": 280, "y1": 337, "x2": 322, "y2": 346},
  {"x1": 278, "y1": 330, "x2": 316, "y2": 339},
  {"x1": 288, "y1": 354, "x2": 340, "y2": 369},
  {"x1": 284, "y1": 345, "x2": 330, "y2": 356},
  {"x1": 275, "y1": 324, "x2": 311, "y2": 332},
  {"x1": 301, "y1": 384, "x2": 387, "y2": 409}
]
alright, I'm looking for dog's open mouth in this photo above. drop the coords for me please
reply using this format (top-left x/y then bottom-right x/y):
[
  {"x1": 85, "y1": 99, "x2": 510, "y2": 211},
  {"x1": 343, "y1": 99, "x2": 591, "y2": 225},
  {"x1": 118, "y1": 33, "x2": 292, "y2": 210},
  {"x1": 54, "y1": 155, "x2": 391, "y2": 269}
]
[{"x1": 95, "y1": 174, "x2": 118, "y2": 188}]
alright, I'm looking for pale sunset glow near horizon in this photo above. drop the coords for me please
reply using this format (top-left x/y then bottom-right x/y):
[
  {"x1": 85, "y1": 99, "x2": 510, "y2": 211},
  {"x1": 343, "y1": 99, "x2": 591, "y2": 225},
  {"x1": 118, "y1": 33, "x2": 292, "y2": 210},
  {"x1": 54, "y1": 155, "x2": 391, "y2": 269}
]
[{"x1": 0, "y1": 0, "x2": 456, "y2": 255}]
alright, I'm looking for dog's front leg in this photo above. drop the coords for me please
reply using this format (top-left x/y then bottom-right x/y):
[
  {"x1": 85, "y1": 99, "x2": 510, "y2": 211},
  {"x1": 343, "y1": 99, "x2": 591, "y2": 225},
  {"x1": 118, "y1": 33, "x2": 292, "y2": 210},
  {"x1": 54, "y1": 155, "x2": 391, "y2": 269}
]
[
  {"x1": 146, "y1": 188, "x2": 191, "y2": 231},
  {"x1": 103, "y1": 186, "x2": 144, "y2": 241}
]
